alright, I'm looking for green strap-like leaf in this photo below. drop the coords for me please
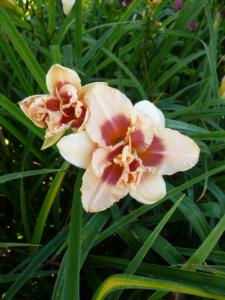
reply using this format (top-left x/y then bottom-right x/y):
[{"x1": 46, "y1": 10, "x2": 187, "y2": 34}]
[
  {"x1": 0, "y1": 6, "x2": 46, "y2": 91},
  {"x1": 62, "y1": 170, "x2": 83, "y2": 300},
  {"x1": 31, "y1": 162, "x2": 69, "y2": 246},
  {"x1": 0, "y1": 169, "x2": 63, "y2": 184},
  {"x1": 92, "y1": 273, "x2": 225, "y2": 300}
]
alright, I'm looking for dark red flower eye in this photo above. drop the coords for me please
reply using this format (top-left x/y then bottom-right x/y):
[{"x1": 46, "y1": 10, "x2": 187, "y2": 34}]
[
  {"x1": 46, "y1": 98, "x2": 60, "y2": 111},
  {"x1": 101, "y1": 114, "x2": 130, "y2": 146}
]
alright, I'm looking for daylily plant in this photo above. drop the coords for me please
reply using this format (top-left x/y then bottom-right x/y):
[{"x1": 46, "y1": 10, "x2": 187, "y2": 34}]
[
  {"x1": 19, "y1": 64, "x2": 104, "y2": 149},
  {"x1": 57, "y1": 85, "x2": 200, "y2": 213}
]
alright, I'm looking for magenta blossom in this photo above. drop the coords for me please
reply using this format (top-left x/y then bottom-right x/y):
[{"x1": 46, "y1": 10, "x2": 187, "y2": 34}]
[
  {"x1": 188, "y1": 20, "x2": 197, "y2": 31},
  {"x1": 174, "y1": 0, "x2": 184, "y2": 12},
  {"x1": 174, "y1": 0, "x2": 197, "y2": 31}
]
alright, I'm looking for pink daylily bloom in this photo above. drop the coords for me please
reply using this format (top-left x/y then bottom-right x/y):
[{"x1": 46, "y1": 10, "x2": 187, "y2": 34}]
[
  {"x1": 19, "y1": 64, "x2": 105, "y2": 149},
  {"x1": 57, "y1": 85, "x2": 200, "y2": 213}
]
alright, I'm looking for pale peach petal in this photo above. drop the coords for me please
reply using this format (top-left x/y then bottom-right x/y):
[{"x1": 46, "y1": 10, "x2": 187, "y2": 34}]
[
  {"x1": 79, "y1": 82, "x2": 107, "y2": 99},
  {"x1": 58, "y1": 84, "x2": 78, "y2": 104},
  {"x1": 134, "y1": 100, "x2": 165, "y2": 127},
  {"x1": 57, "y1": 131, "x2": 96, "y2": 169},
  {"x1": 92, "y1": 147, "x2": 112, "y2": 177},
  {"x1": 19, "y1": 95, "x2": 48, "y2": 128},
  {"x1": 61, "y1": 0, "x2": 75, "y2": 15},
  {"x1": 81, "y1": 166, "x2": 128, "y2": 213},
  {"x1": 83, "y1": 85, "x2": 134, "y2": 146},
  {"x1": 46, "y1": 64, "x2": 81, "y2": 94},
  {"x1": 130, "y1": 110, "x2": 153, "y2": 152},
  {"x1": 146, "y1": 127, "x2": 200, "y2": 175},
  {"x1": 45, "y1": 111, "x2": 62, "y2": 132},
  {"x1": 73, "y1": 106, "x2": 89, "y2": 131},
  {"x1": 129, "y1": 172, "x2": 166, "y2": 204}
]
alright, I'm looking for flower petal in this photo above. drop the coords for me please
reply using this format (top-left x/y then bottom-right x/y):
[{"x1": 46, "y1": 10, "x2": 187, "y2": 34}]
[
  {"x1": 79, "y1": 82, "x2": 107, "y2": 98},
  {"x1": 61, "y1": 0, "x2": 75, "y2": 15},
  {"x1": 46, "y1": 64, "x2": 81, "y2": 94},
  {"x1": 81, "y1": 166, "x2": 128, "y2": 213},
  {"x1": 134, "y1": 100, "x2": 165, "y2": 127},
  {"x1": 57, "y1": 131, "x2": 96, "y2": 169},
  {"x1": 84, "y1": 85, "x2": 133, "y2": 146},
  {"x1": 129, "y1": 172, "x2": 166, "y2": 204},
  {"x1": 92, "y1": 147, "x2": 111, "y2": 177},
  {"x1": 19, "y1": 95, "x2": 48, "y2": 128},
  {"x1": 130, "y1": 110, "x2": 153, "y2": 152},
  {"x1": 141, "y1": 127, "x2": 200, "y2": 175}
]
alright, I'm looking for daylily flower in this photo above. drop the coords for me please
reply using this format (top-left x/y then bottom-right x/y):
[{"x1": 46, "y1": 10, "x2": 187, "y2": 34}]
[
  {"x1": 57, "y1": 85, "x2": 200, "y2": 213},
  {"x1": 19, "y1": 64, "x2": 105, "y2": 149},
  {"x1": 61, "y1": 0, "x2": 75, "y2": 15}
]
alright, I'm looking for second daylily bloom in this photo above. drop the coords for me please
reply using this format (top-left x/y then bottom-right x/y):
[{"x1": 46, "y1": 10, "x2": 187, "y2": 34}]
[
  {"x1": 57, "y1": 85, "x2": 200, "y2": 213},
  {"x1": 19, "y1": 64, "x2": 104, "y2": 149}
]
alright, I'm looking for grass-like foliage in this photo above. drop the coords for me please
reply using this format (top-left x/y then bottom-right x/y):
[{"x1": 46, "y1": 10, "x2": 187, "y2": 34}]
[{"x1": 1, "y1": 0, "x2": 225, "y2": 299}]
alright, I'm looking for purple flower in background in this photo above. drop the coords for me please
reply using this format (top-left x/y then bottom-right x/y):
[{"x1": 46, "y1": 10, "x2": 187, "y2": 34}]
[
  {"x1": 188, "y1": 20, "x2": 197, "y2": 31},
  {"x1": 119, "y1": 0, "x2": 132, "y2": 7},
  {"x1": 174, "y1": 0, "x2": 197, "y2": 31},
  {"x1": 174, "y1": 0, "x2": 184, "y2": 12}
]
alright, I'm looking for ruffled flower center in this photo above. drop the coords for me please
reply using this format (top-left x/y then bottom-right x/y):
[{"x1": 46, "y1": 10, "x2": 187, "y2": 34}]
[
  {"x1": 100, "y1": 114, "x2": 165, "y2": 186},
  {"x1": 42, "y1": 82, "x2": 87, "y2": 133},
  {"x1": 27, "y1": 98, "x2": 47, "y2": 123},
  {"x1": 101, "y1": 135, "x2": 145, "y2": 187}
]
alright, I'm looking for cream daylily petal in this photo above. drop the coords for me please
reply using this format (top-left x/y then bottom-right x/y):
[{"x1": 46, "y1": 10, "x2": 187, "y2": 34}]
[
  {"x1": 130, "y1": 110, "x2": 153, "y2": 152},
  {"x1": 134, "y1": 100, "x2": 165, "y2": 127},
  {"x1": 79, "y1": 82, "x2": 107, "y2": 98},
  {"x1": 149, "y1": 127, "x2": 200, "y2": 175},
  {"x1": 84, "y1": 85, "x2": 134, "y2": 146},
  {"x1": 129, "y1": 172, "x2": 166, "y2": 204},
  {"x1": 92, "y1": 147, "x2": 111, "y2": 178},
  {"x1": 57, "y1": 131, "x2": 96, "y2": 169},
  {"x1": 59, "y1": 84, "x2": 78, "y2": 103},
  {"x1": 46, "y1": 64, "x2": 81, "y2": 94},
  {"x1": 61, "y1": 0, "x2": 75, "y2": 15},
  {"x1": 81, "y1": 166, "x2": 128, "y2": 213},
  {"x1": 19, "y1": 95, "x2": 48, "y2": 128}
]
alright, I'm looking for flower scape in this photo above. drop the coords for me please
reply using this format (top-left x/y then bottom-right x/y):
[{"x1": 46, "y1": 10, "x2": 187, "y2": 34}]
[{"x1": 20, "y1": 64, "x2": 200, "y2": 213}]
